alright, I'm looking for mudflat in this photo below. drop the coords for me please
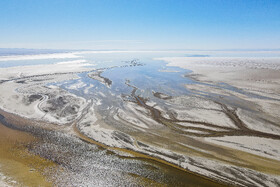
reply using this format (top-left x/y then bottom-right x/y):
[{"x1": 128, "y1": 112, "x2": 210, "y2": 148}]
[
  {"x1": 0, "y1": 121, "x2": 55, "y2": 186},
  {"x1": 1, "y1": 52, "x2": 280, "y2": 186}
]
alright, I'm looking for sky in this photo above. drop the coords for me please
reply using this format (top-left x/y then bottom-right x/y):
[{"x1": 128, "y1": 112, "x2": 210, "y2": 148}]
[{"x1": 0, "y1": 0, "x2": 279, "y2": 50}]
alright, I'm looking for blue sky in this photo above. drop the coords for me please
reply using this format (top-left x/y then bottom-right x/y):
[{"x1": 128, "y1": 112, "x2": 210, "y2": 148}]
[{"x1": 0, "y1": 0, "x2": 279, "y2": 50}]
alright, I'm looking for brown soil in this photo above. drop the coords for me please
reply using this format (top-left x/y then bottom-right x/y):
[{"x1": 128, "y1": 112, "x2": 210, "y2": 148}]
[{"x1": 0, "y1": 121, "x2": 56, "y2": 186}]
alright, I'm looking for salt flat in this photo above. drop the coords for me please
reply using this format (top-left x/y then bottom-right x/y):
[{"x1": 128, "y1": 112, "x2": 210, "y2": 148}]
[{"x1": 0, "y1": 52, "x2": 280, "y2": 186}]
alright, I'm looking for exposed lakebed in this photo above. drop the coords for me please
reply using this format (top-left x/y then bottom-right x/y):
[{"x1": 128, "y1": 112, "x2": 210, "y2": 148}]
[{"x1": 1, "y1": 51, "x2": 280, "y2": 186}]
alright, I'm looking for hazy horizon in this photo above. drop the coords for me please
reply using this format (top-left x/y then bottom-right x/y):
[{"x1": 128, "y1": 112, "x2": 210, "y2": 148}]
[{"x1": 1, "y1": 0, "x2": 280, "y2": 50}]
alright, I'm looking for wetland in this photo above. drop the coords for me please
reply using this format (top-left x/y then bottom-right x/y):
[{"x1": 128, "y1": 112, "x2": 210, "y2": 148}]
[{"x1": 0, "y1": 51, "x2": 280, "y2": 186}]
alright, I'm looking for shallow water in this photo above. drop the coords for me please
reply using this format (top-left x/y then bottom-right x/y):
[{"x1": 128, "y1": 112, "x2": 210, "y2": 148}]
[
  {"x1": 51, "y1": 52, "x2": 279, "y2": 111},
  {"x1": 0, "y1": 51, "x2": 226, "y2": 186},
  {"x1": 1, "y1": 50, "x2": 280, "y2": 186}
]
